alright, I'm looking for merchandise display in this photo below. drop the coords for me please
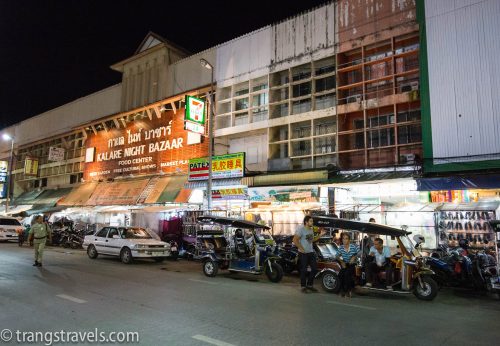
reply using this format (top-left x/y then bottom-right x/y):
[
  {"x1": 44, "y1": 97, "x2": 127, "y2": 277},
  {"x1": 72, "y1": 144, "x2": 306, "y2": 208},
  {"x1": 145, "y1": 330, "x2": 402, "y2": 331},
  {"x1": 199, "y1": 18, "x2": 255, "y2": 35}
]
[{"x1": 438, "y1": 210, "x2": 496, "y2": 249}]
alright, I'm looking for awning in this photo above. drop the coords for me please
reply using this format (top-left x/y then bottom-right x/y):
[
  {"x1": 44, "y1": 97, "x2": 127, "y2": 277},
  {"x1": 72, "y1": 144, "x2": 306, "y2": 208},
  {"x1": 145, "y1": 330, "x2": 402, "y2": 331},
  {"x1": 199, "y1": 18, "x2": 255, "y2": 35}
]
[
  {"x1": 58, "y1": 182, "x2": 98, "y2": 206},
  {"x1": 156, "y1": 176, "x2": 188, "y2": 203},
  {"x1": 12, "y1": 190, "x2": 44, "y2": 205},
  {"x1": 32, "y1": 188, "x2": 73, "y2": 206},
  {"x1": 185, "y1": 178, "x2": 243, "y2": 189},
  {"x1": 25, "y1": 205, "x2": 67, "y2": 216},
  {"x1": 2, "y1": 205, "x2": 33, "y2": 215},
  {"x1": 329, "y1": 171, "x2": 415, "y2": 184},
  {"x1": 245, "y1": 171, "x2": 328, "y2": 187},
  {"x1": 86, "y1": 178, "x2": 150, "y2": 205},
  {"x1": 416, "y1": 174, "x2": 500, "y2": 191}
]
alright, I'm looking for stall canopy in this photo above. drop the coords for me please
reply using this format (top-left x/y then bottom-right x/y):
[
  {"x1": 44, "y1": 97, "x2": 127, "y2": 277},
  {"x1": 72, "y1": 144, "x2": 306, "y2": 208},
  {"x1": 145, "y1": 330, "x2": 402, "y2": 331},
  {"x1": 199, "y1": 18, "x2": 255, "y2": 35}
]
[
  {"x1": 30, "y1": 188, "x2": 72, "y2": 206},
  {"x1": 86, "y1": 179, "x2": 150, "y2": 206},
  {"x1": 416, "y1": 174, "x2": 500, "y2": 191},
  {"x1": 12, "y1": 190, "x2": 44, "y2": 205},
  {"x1": 58, "y1": 182, "x2": 98, "y2": 206},
  {"x1": 155, "y1": 176, "x2": 189, "y2": 203}
]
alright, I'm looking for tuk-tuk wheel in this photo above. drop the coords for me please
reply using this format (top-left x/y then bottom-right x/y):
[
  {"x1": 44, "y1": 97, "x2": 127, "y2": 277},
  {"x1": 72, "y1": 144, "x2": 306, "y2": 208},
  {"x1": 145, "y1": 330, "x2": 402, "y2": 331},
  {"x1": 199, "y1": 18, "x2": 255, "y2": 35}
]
[
  {"x1": 321, "y1": 271, "x2": 341, "y2": 293},
  {"x1": 414, "y1": 276, "x2": 438, "y2": 301},
  {"x1": 203, "y1": 260, "x2": 218, "y2": 277},
  {"x1": 265, "y1": 262, "x2": 284, "y2": 283}
]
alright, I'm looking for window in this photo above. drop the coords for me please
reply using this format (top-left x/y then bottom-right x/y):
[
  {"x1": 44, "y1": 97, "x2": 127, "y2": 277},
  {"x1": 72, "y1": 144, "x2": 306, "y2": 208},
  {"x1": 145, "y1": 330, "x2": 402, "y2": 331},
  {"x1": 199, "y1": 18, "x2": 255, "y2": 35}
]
[
  {"x1": 368, "y1": 128, "x2": 395, "y2": 148},
  {"x1": 96, "y1": 228, "x2": 109, "y2": 238},
  {"x1": 292, "y1": 82, "x2": 311, "y2": 98},
  {"x1": 252, "y1": 93, "x2": 268, "y2": 107},
  {"x1": 235, "y1": 98, "x2": 249, "y2": 111},
  {"x1": 292, "y1": 99, "x2": 311, "y2": 114},
  {"x1": 107, "y1": 228, "x2": 119, "y2": 238},
  {"x1": 398, "y1": 125, "x2": 422, "y2": 144},
  {"x1": 315, "y1": 94, "x2": 336, "y2": 110},
  {"x1": 315, "y1": 76, "x2": 335, "y2": 93},
  {"x1": 368, "y1": 114, "x2": 395, "y2": 128}
]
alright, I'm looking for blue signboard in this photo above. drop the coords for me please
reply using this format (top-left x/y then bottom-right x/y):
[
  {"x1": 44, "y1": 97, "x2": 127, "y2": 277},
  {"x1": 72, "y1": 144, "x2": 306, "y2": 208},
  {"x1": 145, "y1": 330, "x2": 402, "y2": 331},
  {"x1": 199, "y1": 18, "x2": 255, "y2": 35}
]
[{"x1": 0, "y1": 161, "x2": 8, "y2": 198}]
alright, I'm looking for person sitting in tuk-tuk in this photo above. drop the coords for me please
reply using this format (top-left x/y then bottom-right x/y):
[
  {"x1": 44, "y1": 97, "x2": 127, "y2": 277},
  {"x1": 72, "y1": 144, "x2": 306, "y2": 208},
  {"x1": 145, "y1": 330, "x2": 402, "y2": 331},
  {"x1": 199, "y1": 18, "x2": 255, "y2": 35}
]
[
  {"x1": 365, "y1": 237, "x2": 393, "y2": 290},
  {"x1": 337, "y1": 232, "x2": 359, "y2": 298}
]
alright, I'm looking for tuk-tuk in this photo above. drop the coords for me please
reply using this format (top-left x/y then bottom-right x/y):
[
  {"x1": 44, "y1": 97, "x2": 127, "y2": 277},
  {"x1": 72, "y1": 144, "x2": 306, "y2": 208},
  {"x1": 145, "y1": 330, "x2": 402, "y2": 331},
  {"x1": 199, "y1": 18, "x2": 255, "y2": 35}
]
[
  {"x1": 196, "y1": 216, "x2": 284, "y2": 283},
  {"x1": 313, "y1": 216, "x2": 439, "y2": 301}
]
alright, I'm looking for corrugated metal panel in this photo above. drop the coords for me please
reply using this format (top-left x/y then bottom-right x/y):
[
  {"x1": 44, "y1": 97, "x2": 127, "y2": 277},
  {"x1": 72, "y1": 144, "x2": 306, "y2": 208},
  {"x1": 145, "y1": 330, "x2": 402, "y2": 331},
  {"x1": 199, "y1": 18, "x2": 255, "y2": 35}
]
[
  {"x1": 338, "y1": 0, "x2": 416, "y2": 42},
  {"x1": 271, "y1": 4, "x2": 336, "y2": 65},
  {"x1": 426, "y1": 0, "x2": 500, "y2": 162},
  {"x1": 216, "y1": 27, "x2": 271, "y2": 86}
]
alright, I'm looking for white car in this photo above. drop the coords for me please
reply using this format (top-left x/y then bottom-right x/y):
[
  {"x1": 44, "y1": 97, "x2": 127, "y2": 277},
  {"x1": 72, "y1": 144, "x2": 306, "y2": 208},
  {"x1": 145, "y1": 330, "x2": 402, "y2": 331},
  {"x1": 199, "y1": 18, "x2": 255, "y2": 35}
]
[
  {"x1": 0, "y1": 217, "x2": 23, "y2": 242},
  {"x1": 83, "y1": 226, "x2": 171, "y2": 264}
]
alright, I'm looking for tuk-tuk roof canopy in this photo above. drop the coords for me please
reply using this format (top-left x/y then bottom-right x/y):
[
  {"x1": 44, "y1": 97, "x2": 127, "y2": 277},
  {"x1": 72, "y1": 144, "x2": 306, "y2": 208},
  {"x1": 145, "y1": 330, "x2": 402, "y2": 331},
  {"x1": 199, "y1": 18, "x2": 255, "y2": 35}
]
[
  {"x1": 197, "y1": 216, "x2": 271, "y2": 230},
  {"x1": 313, "y1": 216, "x2": 410, "y2": 237}
]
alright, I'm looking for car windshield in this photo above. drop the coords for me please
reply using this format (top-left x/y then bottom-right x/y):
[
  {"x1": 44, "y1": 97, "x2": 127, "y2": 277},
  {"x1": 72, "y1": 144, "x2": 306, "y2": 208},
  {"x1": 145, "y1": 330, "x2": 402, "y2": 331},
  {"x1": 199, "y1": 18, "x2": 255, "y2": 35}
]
[
  {"x1": 399, "y1": 235, "x2": 421, "y2": 257},
  {"x1": 119, "y1": 227, "x2": 153, "y2": 239},
  {"x1": 0, "y1": 218, "x2": 21, "y2": 226}
]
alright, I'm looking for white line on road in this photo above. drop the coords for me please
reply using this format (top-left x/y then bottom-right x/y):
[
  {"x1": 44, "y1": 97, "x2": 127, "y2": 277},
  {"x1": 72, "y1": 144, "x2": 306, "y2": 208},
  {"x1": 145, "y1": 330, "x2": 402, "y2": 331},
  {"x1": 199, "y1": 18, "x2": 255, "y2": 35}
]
[
  {"x1": 56, "y1": 294, "x2": 87, "y2": 304},
  {"x1": 192, "y1": 335, "x2": 235, "y2": 346},
  {"x1": 189, "y1": 279, "x2": 219, "y2": 285},
  {"x1": 327, "y1": 300, "x2": 376, "y2": 310}
]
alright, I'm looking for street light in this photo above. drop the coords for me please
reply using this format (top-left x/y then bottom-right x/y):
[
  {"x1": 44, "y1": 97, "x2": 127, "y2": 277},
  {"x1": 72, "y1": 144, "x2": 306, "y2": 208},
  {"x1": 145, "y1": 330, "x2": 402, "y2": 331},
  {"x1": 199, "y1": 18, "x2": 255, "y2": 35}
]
[
  {"x1": 200, "y1": 58, "x2": 214, "y2": 212},
  {"x1": 2, "y1": 134, "x2": 14, "y2": 213}
]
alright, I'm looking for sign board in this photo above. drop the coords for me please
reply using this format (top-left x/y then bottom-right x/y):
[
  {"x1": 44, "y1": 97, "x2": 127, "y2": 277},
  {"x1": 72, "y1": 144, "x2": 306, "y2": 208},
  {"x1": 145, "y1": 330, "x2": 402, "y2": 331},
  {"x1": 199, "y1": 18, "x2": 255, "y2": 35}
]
[
  {"x1": 48, "y1": 146, "x2": 65, "y2": 162},
  {"x1": 184, "y1": 120, "x2": 205, "y2": 135},
  {"x1": 24, "y1": 157, "x2": 39, "y2": 176},
  {"x1": 185, "y1": 96, "x2": 206, "y2": 125},
  {"x1": 83, "y1": 108, "x2": 208, "y2": 180},
  {"x1": 0, "y1": 161, "x2": 7, "y2": 198},
  {"x1": 212, "y1": 187, "x2": 248, "y2": 200},
  {"x1": 248, "y1": 186, "x2": 319, "y2": 202},
  {"x1": 188, "y1": 152, "x2": 245, "y2": 181}
]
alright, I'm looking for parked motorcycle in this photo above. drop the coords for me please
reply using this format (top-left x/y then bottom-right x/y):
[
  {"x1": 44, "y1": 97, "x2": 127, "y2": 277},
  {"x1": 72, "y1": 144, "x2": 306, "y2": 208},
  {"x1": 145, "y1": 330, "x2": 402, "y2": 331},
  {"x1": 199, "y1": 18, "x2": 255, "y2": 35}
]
[{"x1": 427, "y1": 240, "x2": 495, "y2": 291}]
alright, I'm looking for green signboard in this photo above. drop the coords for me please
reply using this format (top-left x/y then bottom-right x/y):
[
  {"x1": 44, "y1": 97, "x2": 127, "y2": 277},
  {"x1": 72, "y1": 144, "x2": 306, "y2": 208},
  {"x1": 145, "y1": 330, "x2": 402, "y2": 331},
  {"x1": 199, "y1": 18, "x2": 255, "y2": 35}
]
[{"x1": 185, "y1": 95, "x2": 206, "y2": 125}]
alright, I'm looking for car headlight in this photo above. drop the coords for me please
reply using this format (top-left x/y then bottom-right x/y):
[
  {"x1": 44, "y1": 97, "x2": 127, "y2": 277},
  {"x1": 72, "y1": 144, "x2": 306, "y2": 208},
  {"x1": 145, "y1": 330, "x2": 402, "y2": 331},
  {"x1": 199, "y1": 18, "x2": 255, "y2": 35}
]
[{"x1": 135, "y1": 244, "x2": 147, "y2": 249}]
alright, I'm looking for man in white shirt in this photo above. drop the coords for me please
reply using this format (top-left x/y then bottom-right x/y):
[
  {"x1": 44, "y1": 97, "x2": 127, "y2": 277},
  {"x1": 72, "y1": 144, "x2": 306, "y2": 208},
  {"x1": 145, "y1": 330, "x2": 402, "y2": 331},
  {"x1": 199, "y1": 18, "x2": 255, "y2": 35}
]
[{"x1": 365, "y1": 237, "x2": 393, "y2": 290}]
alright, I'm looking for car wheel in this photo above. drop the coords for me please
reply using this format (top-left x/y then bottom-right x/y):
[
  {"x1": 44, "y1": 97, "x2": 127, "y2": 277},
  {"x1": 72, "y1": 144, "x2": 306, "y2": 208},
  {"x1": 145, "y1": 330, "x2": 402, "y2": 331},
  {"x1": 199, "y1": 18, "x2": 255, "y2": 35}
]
[
  {"x1": 120, "y1": 247, "x2": 133, "y2": 264},
  {"x1": 87, "y1": 245, "x2": 98, "y2": 259},
  {"x1": 203, "y1": 260, "x2": 218, "y2": 277},
  {"x1": 414, "y1": 276, "x2": 438, "y2": 301},
  {"x1": 169, "y1": 252, "x2": 179, "y2": 261},
  {"x1": 265, "y1": 262, "x2": 284, "y2": 283},
  {"x1": 321, "y1": 271, "x2": 341, "y2": 293},
  {"x1": 154, "y1": 257, "x2": 165, "y2": 263}
]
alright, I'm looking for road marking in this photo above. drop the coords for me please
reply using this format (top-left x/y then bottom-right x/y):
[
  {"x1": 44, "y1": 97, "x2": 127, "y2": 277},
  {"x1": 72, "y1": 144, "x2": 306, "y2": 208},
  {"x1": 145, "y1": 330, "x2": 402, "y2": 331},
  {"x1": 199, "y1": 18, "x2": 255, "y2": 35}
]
[
  {"x1": 327, "y1": 300, "x2": 376, "y2": 310},
  {"x1": 189, "y1": 279, "x2": 218, "y2": 285},
  {"x1": 192, "y1": 335, "x2": 235, "y2": 346},
  {"x1": 56, "y1": 294, "x2": 87, "y2": 304}
]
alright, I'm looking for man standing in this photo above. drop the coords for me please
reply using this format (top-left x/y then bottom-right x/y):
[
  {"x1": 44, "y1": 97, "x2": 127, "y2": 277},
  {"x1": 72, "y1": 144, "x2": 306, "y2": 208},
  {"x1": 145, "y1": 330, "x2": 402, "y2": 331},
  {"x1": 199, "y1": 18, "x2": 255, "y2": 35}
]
[
  {"x1": 293, "y1": 215, "x2": 324, "y2": 293},
  {"x1": 29, "y1": 215, "x2": 52, "y2": 267},
  {"x1": 365, "y1": 237, "x2": 393, "y2": 290}
]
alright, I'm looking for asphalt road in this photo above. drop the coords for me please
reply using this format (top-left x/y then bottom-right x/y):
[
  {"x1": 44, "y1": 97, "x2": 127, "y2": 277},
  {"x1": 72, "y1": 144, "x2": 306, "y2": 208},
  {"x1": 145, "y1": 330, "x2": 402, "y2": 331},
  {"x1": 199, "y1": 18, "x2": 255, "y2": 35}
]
[{"x1": 1, "y1": 242, "x2": 499, "y2": 346}]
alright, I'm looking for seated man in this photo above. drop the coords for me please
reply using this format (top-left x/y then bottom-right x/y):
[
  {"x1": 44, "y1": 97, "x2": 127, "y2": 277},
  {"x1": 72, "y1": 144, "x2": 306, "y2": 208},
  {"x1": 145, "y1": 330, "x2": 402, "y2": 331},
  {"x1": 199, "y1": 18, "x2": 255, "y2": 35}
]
[{"x1": 365, "y1": 237, "x2": 393, "y2": 290}]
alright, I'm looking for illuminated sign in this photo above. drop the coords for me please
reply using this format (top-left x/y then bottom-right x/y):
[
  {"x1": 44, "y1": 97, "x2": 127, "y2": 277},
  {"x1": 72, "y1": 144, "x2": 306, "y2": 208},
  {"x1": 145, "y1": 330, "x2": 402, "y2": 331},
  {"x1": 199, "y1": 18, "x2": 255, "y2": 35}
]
[
  {"x1": 83, "y1": 108, "x2": 208, "y2": 180},
  {"x1": 212, "y1": 187, "x2": 248, "y2": 200},
  {"x1": 0, "y1": 161, "x2": 7, "y2": 198},
  {"x1": 24, "y1": 157, "x2": 39, "y2": 176},
  {"x1": 184, "y1": 120, "x2": 205, "y2": 135},
  {"x1": 188, "y1": 152, "x2": 245, "y2": 181},
  {"x1": 185, "y1": 96, "x2": 205, "y2": 125}
]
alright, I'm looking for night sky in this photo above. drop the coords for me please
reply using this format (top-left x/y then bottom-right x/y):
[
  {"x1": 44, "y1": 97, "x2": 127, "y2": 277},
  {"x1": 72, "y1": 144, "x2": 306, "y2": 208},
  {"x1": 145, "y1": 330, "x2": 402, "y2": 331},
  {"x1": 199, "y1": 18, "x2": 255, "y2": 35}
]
[{"x1": 0, "y1": 0, "x2": 328, "y2": 129}]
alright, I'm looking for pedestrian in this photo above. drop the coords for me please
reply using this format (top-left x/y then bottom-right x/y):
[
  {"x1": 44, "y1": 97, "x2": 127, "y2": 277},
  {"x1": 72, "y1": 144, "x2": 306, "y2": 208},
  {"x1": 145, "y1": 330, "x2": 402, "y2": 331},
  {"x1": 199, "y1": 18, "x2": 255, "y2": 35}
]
[
  {"x1": 28, "y1": 215, "x2": 52, "y2": 267},
  {"x1": 337, "y1": 232, "x2": 359, "y2": 298},
  {"x1": 293, "y1": 215, "x2": 325, "y2": 293}
]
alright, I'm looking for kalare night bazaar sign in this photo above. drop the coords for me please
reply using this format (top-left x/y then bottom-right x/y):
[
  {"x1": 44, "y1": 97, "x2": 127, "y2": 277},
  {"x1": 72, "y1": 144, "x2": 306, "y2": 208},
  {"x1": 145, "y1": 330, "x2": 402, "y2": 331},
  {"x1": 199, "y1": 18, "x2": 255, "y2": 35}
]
[{"x1": 84, "y1": 109, "x2": 208, "y2": 180}]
